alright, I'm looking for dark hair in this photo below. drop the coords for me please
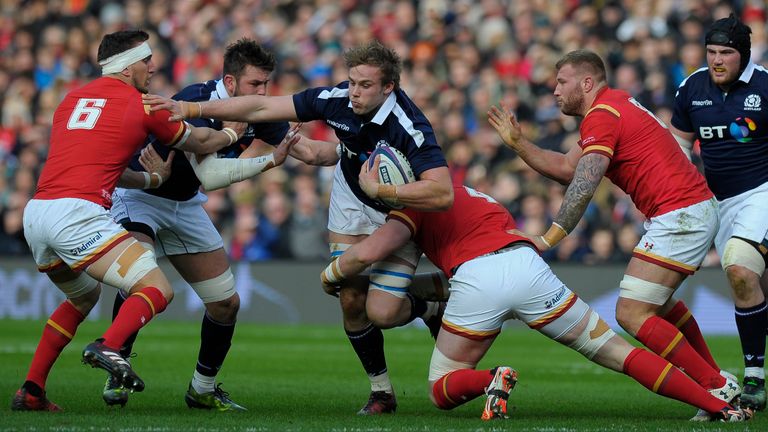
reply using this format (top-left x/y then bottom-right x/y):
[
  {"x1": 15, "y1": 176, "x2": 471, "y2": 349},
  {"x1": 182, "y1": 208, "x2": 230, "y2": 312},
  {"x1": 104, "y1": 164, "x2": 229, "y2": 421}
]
[
  {"x1": 555, "y1": 50, "x2": 607, "y2": 83},
  {"x1": 343, "y1": 40, "x2": 402, "y2": 89},
  {"x1": 705, "y1": 13, "x2": 752, "y2": 71},
  {"x1": 97, "y1": 30, "x2": 150, "y2": 62},
  {"x1": 223, "y1": 38, "x2": 276, "y2": 78}
]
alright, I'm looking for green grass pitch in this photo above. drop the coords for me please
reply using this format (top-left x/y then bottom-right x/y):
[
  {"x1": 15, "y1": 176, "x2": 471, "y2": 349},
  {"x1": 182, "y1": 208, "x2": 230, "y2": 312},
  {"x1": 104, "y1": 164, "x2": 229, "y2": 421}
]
[{"x1": 1, "y1": 318, "x2": 764, "y2": 431}]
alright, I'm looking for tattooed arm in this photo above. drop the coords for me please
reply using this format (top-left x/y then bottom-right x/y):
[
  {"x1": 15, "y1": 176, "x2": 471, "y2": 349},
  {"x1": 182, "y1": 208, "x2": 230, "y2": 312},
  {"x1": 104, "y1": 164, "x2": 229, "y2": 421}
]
[{"x1": 531, "y1": 153, "x2": 610, "y2": 251}]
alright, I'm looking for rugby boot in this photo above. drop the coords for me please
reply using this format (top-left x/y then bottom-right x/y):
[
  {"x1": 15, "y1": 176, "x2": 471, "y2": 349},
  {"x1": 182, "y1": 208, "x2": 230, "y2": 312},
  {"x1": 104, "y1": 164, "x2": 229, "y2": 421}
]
[
  {"x1": 691, "y1": 370, "x2": 740, "y2": 421},
  {"x1": 357, "y1": 390, "x2": 397, "y2": 415},
  {"x1": 82, "y1": 339, "x2": 144, "y2": 392},
  {"x1": 481, "y1": 366, "x2": 518, "y2": 420},
  {"x1": 184, "y1": 383, "x2": 246, "y2": 411},
  {"x1": 741, "y1": 376, "x2": 766, "y2": 411},
  {"x1": 11, "y1": 388, "x2": 61, "y2": 411},
  {"x1": 713, "y1": 406, "x2": 753, "y2": 422}
]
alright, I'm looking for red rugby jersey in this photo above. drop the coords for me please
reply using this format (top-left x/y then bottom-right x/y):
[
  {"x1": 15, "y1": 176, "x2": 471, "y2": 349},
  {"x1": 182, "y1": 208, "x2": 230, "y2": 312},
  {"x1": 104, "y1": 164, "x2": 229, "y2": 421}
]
[
  {"x1": 35, "y1": 77, "x2": 187, "y2": 208},
  {"x1": 579, "y1": 87, "x2": 712, "y2": 217},
  {"x1": 387, "y1": 185, "x2": 533, "y2": 277}
]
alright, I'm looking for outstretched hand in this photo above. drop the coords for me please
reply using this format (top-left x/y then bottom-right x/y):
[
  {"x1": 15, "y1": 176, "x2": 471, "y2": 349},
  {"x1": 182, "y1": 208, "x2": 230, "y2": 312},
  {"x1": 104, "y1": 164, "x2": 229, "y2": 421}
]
[
  {"x1": 142, "y1": 94, "x2": 185, "y2": 121},
  {"x1": 138, "y1": 145, "x2": 175, "y2": 180},
  {"x1": 273, "y1": 123, "x2": 302, "y2": 166},
  {"x1": 358, "y1": 155, "x2": 381, "y2": 199},
  {"x1": 487, "y1": 103, "x2": 524, "y2": 152}
]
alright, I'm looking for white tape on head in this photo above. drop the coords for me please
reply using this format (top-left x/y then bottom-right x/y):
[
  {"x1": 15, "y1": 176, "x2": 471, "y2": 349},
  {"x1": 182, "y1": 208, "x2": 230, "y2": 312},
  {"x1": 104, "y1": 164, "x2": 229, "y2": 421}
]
[{"x1": 100, "y1": 41, "x2": 152, "y2": 75}]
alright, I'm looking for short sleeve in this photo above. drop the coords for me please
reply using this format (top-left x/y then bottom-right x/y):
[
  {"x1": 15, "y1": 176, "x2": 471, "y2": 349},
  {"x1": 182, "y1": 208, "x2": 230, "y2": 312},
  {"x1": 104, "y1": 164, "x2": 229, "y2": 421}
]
[
  {"x1": 144, "y1": 108, "x2": 188, "y2": 147},
  {"x1": 670, "y1": 83, "x2": 693, "y2": 133},
  {"x1": 386, "y1": 208, "x2": 420, "y2": 238},
  {"x1": 579, "y1": 107, "x2": 621, "y2": 159}
]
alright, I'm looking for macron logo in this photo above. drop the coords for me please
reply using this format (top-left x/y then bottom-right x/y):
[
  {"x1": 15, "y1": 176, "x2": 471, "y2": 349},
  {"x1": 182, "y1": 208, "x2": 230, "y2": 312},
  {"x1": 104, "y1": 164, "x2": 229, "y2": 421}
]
[
  {"x1": 326, "y1": 119, "x2": 350, "y2": 131},
  {"x1": 691, "y1": 100, "x2": 713, "y2": 106}
]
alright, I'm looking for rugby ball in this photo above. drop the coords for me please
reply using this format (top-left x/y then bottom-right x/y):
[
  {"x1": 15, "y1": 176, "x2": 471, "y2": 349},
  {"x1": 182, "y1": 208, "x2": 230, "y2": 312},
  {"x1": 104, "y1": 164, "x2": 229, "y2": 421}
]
[{"x1": 368, "y1": 144, "x2": 415, "y2": 209}]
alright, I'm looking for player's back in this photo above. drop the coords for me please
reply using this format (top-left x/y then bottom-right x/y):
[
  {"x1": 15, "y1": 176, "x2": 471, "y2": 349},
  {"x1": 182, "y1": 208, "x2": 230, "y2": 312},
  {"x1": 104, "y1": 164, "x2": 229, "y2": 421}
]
[
  {"x1": 582, "y1": 88, "x2": 712, "y2": 217},
  {"x1": 36, "y1": 77, "x2": 182, "y2": 208},
  {"x1": 389, "y1": 185, "x2": 530, "y2": 276}
]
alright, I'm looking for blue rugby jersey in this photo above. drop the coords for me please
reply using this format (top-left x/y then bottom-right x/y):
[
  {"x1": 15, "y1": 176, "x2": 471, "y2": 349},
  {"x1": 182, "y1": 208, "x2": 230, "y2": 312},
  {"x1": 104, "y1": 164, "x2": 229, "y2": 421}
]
[
  {"x1": 292, "y1": 82, "x2": 447, "y2": 212},
  {"x1": 129, "y1": 79, "x2": 289, "y2": 201},
  {"x1": 671, "y1": 63, "x2": 768, "y2": 200}
]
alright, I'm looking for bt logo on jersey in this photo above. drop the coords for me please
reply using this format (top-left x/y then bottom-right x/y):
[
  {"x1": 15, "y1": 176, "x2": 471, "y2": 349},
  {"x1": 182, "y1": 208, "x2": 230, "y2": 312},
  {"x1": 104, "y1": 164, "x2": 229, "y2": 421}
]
[
  {"x1": 729, "y1": 117, "x2": 756, "y2": 143},
  {"x1": 699, "y1": 117, "x2": 756, "y2": 143}
]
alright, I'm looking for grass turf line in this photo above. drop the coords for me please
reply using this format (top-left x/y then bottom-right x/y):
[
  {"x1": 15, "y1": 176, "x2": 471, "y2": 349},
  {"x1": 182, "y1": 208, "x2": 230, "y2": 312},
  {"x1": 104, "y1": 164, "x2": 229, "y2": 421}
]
[{"x1": 0, "y1": 319, "x2": 763, "y2": 431}]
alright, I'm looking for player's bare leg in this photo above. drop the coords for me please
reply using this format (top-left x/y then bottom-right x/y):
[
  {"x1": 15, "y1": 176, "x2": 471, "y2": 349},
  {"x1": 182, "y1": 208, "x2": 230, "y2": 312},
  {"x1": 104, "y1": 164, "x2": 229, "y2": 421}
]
[
  {"x1": 102, "y1": 231, "x2": 154, "y2": 406},
  {"x1": 12, "y1": 267, "x2": 101, "y2": 411},
  {"x1": 170, "y1": 248, "x2": 246, "y2": 411},
  {"x1": 726, "y1": 262, "x2": 767, "y2": 411},
  {"x1": 615, "y1": 259, "x2": 734, "y2": 392},
  {"x1": 83, "y1": 237, "x2": 173, "y2": 393},
  {"x1": 553, "y1": 307, "x2": 750, "y2": 422},
  {"x1": 427, "y1": 331, "x2": 513, "y2": 420},
  {"x1": 331, "y1": 232, "x2": 398, "y2": 415}
]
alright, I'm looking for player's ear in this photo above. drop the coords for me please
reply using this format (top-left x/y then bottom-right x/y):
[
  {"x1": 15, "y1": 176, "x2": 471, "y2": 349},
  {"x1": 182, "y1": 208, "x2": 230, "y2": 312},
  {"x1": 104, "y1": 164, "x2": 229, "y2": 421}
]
[
  {"x1": 383, "y1": 81, "x2": 395, "y2": 96},
  {"x1": 582, "y1": 76, "x2": 593, "y2": 93},
  {"x1": 223, "y1": 74, "x2": 237, "y2": 96}
]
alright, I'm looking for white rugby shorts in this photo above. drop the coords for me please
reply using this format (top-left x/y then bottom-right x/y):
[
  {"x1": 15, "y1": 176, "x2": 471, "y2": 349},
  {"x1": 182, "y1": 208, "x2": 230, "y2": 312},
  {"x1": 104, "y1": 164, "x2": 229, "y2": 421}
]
[
  {"x1": 632, "y1": 198, "x2": 718, "y2": 275},
  {"x1": 714, "y1": 181, "x2": 768, "y2": 254},
  {"x1": 327, "y1": 163, "x2": 386, "y2": 235},
  {"x1": 443, "y1": 245, "x2": 588, "y2": 340},
  {"x1": 111, "y1": 188, "x2": 223, "y2": 256},
  {"x1": 23, "y1": 197, "x2": 132, "y2": 272}
]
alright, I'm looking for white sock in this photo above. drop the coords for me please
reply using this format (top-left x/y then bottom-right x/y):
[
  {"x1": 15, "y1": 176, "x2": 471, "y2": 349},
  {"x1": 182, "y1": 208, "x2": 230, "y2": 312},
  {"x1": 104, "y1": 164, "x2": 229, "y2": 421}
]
[
  {"x1": 745, "y1": 367, "x2": 765, "y2": 380},
  {"x1": 192, "y1": 370, "x2": 216, "y2": 394},
  {"x1": 370, "y1": 372, "x2": 393, "y2": 393}
]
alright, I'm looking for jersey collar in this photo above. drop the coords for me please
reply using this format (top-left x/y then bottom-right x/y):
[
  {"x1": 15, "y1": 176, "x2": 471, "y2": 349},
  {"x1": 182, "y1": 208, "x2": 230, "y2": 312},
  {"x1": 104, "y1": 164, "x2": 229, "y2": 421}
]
[
  {"x1": 366, "y1": 91, "x2": 397, "y2": 125},
  {"x1": 213, "y1": 79, "x2": 231, "y2": 100},
  {"x1": 738, "y1": 62, "x2": 756, "y2": 83}
]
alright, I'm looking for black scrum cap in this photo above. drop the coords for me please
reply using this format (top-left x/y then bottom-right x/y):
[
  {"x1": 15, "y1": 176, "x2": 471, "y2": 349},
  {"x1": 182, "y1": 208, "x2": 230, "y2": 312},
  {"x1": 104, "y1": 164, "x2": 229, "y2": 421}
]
[{"x1": 705, "y1": 13, "x2": 752, "y2": 71}]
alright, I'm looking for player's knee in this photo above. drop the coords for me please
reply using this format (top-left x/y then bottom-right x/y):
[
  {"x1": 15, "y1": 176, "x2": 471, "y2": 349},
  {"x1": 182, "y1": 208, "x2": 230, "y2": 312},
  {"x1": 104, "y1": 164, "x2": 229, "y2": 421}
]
[
  {"x1": 567, "y1": 310, "x2": 616, "y2": 360},
  {"x1": 67, "y1": 279, "x2": 102, "y2": 315},
  {"x1": 428, "y1": 346, "x2": 476, "y2": 410},
  {"x1": 722, "y1": 237, "x2": 766, "y2": 276},
  {"x1": 725, "y1": 265, "x2": 761, "y2": 300},
  {"x1": 339, "y1": 288, "x2": 367, "y2": 319},
  {"x1": 205, "y1": 293, "x2": 240, "y2": 323},
  {"x1": 190, "y1": 268, "x2": 236, "y2": 303},
  {"x1": 52, "y1": 269, "x2": 101, "y2": 305},
  {"x1": 366, "y1": 304, "x2": 401, "y2": 329}
]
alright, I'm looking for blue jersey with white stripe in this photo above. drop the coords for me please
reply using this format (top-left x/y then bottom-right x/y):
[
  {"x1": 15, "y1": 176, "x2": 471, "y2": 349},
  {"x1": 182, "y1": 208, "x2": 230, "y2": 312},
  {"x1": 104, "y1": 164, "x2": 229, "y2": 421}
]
[
  {"x1": 129, "y1": 79, "x2": 289, "y2": 201},
  {"x1": 292, "y1": 82, "x2": 447, "y2": 212},
  {"x1": 671, "y1": 63, "x2": 768, "y2": 200}
]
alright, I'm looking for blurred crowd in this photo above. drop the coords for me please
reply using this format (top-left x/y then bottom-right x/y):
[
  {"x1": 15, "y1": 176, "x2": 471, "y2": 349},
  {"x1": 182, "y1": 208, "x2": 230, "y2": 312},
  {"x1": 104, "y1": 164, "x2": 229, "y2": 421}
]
[{"x1": 1, "y1": 0, "x2": 763, "y2": 264}]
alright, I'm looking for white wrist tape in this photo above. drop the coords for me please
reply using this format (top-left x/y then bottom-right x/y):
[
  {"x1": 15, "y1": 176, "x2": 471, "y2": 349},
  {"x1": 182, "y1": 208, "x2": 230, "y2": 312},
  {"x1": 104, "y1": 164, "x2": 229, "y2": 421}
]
[
  {"x1": 100, "y1": 42, "x2": 152, "y2": 75},
  {"x1": 188, "y1": 152, "x2": 276, "y2": 191},
  {"x1": 322, "y1": 259, "x2": 345, "y2": 285},
  {"x1": 142, "y1": 172, "x2": 164, "y2": 189},
  {"x1": 222, "y1": 127, "x2": 238, "y2": 146}
]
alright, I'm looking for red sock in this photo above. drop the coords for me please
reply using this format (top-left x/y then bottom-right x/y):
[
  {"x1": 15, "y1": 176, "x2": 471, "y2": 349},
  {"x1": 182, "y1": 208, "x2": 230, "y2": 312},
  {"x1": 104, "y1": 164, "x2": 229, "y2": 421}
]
[
  {"x1": 663, "y1": 300, "x2": 719, "y2": 370},
  {"x1": 431, "y1": 369, "x2": 493, "y2": 409},
  {"x1": 636, "y1": 316, "x2": 724, "y2": 389},
  {"x1": 26, "y1": 301, "x2": 85, "y2": 389},
  {"x1": 623, "y1": 348, "x2": 728, "y2": 413},
  {"x1": 102, "y1": 287, "x2": 167, "y2": 350}
]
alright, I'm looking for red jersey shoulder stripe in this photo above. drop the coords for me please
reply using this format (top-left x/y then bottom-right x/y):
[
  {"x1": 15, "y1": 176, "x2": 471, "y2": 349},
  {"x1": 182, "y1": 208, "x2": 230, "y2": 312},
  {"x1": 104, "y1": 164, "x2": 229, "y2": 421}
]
[
  {"x1": 586, "y1": 103, "x2": 621, "y2": 118},
  {"x1": 388, "y1": 210, "x2": 416, "y2": 236}
]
